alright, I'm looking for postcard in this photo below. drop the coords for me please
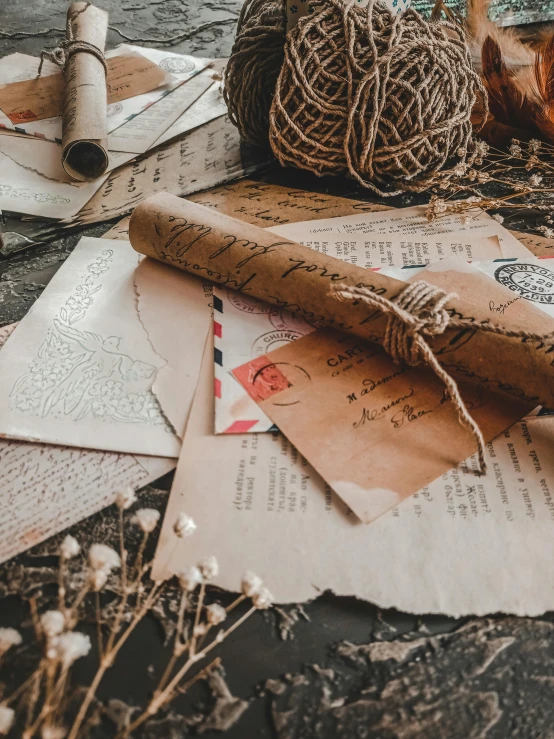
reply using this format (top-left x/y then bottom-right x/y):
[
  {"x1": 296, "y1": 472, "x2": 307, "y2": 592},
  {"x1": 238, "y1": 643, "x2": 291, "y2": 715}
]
[{"x1": 153, "y1": 336, "x2": 554, "y2": 617}]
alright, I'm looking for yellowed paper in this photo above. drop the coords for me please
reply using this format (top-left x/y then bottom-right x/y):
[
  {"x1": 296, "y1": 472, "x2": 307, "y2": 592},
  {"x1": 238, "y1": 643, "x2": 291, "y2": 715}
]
[
  {"x1": 152, "y1": 338, "x2": 554, "y2": 617},
  {"x1": 61, "y1": 2, "x2": 109, "y2": 182},
  {"x1": 73, "y1": 115, "x2": 268, "y2": 225},
  {"x1": 267, "y1": 205, "x2": 533, "y2": 259}
]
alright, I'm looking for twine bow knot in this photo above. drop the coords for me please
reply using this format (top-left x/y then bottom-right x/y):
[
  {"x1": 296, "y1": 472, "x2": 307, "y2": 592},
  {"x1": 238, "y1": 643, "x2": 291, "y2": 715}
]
[
  {"x1": 334, "y1": 280, "x2": 553, "y2": 475},
  {"x1": 37, "y1": 3, "x2": 106, "y2": 77}
]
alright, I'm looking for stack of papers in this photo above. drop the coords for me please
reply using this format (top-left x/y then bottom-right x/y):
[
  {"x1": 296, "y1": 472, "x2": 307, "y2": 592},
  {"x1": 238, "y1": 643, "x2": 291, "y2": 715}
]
[
  {"x1": 3, "y1": 185, "x2": 554, "y2": 621},
  {"x1": 0, "y1": 46, "x2": 235, "y2": 231}
]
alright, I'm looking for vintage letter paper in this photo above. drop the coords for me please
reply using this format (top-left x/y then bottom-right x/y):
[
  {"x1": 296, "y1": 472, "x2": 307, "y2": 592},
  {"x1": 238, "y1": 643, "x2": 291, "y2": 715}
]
[
  {"x1": 0, "y1": 237, "x2": 182, "y2": 457},
  {"x1": 0, "y1": 323, "x2": 174, "y2": 564},
  {"x1": 153, "y1": 339, "x2": 554, "y2": 617},
  {"x1": 267, "y1": 205, "x2": 533, "y2": 258}
]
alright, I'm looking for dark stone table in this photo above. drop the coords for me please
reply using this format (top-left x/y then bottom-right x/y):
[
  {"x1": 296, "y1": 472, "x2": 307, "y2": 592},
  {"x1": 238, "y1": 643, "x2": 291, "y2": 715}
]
[{"x1": 1, "y1": 2, "x2": 554, "y2": 737}]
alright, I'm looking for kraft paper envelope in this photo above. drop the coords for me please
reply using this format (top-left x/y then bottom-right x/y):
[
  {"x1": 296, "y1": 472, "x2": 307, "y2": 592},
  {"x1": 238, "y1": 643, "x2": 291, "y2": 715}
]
[{"x1": 231, "y1": 259, "x2": 554, "y2": 522}]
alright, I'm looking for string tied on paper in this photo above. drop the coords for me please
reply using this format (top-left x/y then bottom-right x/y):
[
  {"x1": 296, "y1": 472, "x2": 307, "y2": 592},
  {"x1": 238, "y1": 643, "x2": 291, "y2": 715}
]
[
  {"x1": 334, "y1": 280, "x2": 553, "y2": 474},
  {"x1": 37, "y1": 3, "x2": 107, "y2": 77}
]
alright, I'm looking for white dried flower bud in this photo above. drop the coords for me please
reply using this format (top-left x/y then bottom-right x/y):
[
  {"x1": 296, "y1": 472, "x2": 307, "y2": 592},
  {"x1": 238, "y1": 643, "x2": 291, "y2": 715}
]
[
  {"x1": 206, "y1": 603, "x2": 227, "y2": 626},
  {"x1": 491, "y1": 214, "x2": 504, "y2": 224},
  {"x1": 0, "y1": 705, "x2": 15, "y2": 735},
  {"x1": 41, "y1": 726, "x2": 66, "y2": 739},
  {"x1": 88, "y1": 544, "x2": 120, "y2": 574},
  {"x1": 193, "y1": 623, "x2": 207, "y2": 637},
  {"x1": 528, "y1": 138, "x2": 541, "y2": 153},
  {"x1": 252, "y1": 587, "x2": 273, "y2": 610},
  {"x1": 173, "y1": 512, "x2": 196, "y2": 538},
  {"x1": 509, "y1": 142, "x2": 522, "y2": 157},
  {"x1": 89, "y1": 569, "x2": 108, "y2": 592},
  {"x1": 177, "y1": 565, "x2": 202, "y2": 592},
  {"x1": 0, "y1": 627, "x2": 22, "y2": 655},
  {"x1": 60, "y1": 535, "x2": 79, "y2": 560},
  {"x1": 54, "y1": 632, "x2": 91, "y2": 667},
  {"x1": 40, "y1": 610, "x2": 65, "y2": 638},
  {"x1": 529, "y1": 174, "x2": 543, "y2": 187},
  {"x1": 241, "y1": 571, "x2": 264, "y2": 598},
  {"x1": 115, "y1": 486, "x2": 137, "y2": 511},
  {"x1": 132, "y1": 508, "x2": 160, "y2": 534},
  {"x1": 198, "y1": 555, "x2": 219, "y2": 580},
  {"x1": 467, "y1": 169, "x2": 477, "y2": 181}
]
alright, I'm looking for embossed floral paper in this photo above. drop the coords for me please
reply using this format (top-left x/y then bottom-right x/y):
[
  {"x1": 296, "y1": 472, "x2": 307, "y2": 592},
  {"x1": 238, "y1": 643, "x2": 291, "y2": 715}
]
[{"x1": 0, "y1": 237, "x2": 189, "y2": 456}]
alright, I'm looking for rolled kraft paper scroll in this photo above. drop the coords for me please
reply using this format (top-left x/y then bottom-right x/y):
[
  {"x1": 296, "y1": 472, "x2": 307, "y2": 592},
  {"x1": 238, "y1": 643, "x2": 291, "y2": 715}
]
[
  {"x1": 62, "y1": 3, "x2": 109, "y2": 182},
  {"x1": 129, "y1": 192, "x2": 554, "y2": 408}
]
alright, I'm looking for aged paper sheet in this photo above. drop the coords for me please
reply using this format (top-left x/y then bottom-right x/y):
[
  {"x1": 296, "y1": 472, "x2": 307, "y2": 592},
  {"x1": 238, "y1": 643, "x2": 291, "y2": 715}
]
[
  {"x1": 0, "y1": 237, "x2": 182, "y2": 457},
  {"x1": 107, "y1": 64, "x2": 215, "y2": 155},
  {"x1": 0, "y1": 323, "x2": 174, "y2": 564},
  {"x1": 0, "y1": 145, "x2": 108, "y2": 219},
  {"x1": 134, "y1": 259, "x2": 212, "y2": 436},
  {"x1": 153, "y1": 338, "x2": 554, "y2": 617},
  {"x1": 73, "y1": 115, "x2": 269, "y2": 226},
  {"x1": 267, "y1": 205, "x2": 533, "y2": 258}
]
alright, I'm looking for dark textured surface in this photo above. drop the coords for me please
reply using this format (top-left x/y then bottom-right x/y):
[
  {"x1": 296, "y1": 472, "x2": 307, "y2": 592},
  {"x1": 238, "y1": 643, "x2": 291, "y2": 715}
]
[{"x1": 1, "y1": 1, "x2": 554, "y2": 737}]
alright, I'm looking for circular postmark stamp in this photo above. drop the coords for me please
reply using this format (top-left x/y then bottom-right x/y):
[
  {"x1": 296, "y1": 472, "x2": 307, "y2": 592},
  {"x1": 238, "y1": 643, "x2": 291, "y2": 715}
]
[
  {"x1": 159, "y1": 57, "x2": 195, "y2": 75},
  {"x1": 252, "y1": 329, "x2": 304, "y2": 357},
  {"x1": 494, "y1": 262, "x2": 554, "y2": 304},
  {"x1": 227, "y1": 291, "x2": 272, "y2": 315},
  {"x1": 269, "y1": 307, "x2": 322, "y2": 333},
  {"x1": 107, "y1": 102, "x2": 123, "y2": 118}
]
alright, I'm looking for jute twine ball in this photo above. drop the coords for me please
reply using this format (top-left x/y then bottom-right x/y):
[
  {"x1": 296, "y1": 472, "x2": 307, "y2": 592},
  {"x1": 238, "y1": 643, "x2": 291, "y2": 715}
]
[
  {"x1": 269, "y1": 0, "x2": 486, "y2": 194},
  {"x1": 223, "y1": 0, "x2": 286, "y2": 147}
]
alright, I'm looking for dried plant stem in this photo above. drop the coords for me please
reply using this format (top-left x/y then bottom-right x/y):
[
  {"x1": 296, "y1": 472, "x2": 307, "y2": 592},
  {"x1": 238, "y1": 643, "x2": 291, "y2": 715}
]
[
  {"x1": 95, "y1": 591, "x2": 104, "y2": 660},
  {"x1": 189, "y1": 582, "x2": 206, "y2": 658},
  {"x1": 66, "y1": 582, "x2": 164, "y2": 739}
]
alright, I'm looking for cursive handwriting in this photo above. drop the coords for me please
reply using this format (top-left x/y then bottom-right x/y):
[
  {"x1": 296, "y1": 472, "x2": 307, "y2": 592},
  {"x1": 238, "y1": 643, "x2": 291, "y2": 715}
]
[
  {"x1": 353, "y1": 389, "x2": 414, "y2": 428},
  {"x1": 281, "y1": 258, "x2": 346, "y2": 281},
  {"x1": 209, "y1": 236, "x2": 288, "y2": 270},
  {"x1": 390, "y1": 404, "x2": 433, "y2": 428},
  {"x1": 489, "y1": 296, "x2": 521, "y2": 315}
]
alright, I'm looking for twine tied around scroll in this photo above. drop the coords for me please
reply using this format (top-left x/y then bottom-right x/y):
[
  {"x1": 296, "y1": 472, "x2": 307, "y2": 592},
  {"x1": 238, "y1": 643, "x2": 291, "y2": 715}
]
[
  {"x1": 334, "y1": 281, "x2": 553, "y2": 474},
  {"x1": 37, "y1": 2, "x2": 107, "y2": 77}
]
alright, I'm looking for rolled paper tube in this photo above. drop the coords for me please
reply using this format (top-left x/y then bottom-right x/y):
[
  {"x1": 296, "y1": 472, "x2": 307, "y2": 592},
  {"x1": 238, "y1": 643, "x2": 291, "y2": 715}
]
[
  {"x1": 61, "y1": 2, "x2": 109, "y2": 182},
  {"x1": 129, "y1": 192, "x2": 554, "y2": 408}
]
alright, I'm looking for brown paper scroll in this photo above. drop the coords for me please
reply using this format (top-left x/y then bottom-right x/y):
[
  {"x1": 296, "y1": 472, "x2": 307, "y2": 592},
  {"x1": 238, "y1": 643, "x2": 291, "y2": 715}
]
[
  {"x1": 129, "y1": 192, "x2": 554, "y2": 409},
  {"x1": 61, "y1": 2, "x2": 109, "y2": 182}
]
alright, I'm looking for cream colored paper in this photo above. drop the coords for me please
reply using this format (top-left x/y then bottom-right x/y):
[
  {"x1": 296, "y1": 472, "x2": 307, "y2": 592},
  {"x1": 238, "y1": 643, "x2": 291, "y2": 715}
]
[
  {"x1": 61, "y1": 3, "x2": 109, "y2": 182},
  {"x1": 153, "y1": 338, "x2": 554, "y2": 617},
  {"x1": 107, "y1": 64, "x2": 215, "y2": 155},
  {"x1": 0, "y1": 322, "x2": 174, "y2": 564},
  {"x1": 267, "y1": 205, "x2": 534, "y2": 258},
  {"x1": 134, "y1": 260, "x2": 212, "y2": 436},
  {"x1": 0, "y1": 146, "x2": 108, "y2": 219},
  {"x1": 73, "y1": 115, "x2": 266, "y2": 226},
  {"x1": 0, "y1": 237, "x2": 181, "y2": 457}
]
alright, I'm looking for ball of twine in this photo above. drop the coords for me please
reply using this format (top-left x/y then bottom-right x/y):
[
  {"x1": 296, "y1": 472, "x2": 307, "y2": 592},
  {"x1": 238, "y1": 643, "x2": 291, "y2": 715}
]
[
  {"x1": 223, "y1": 0, "x2": 286, "y2": 147},
  {"x1": 269, "y1": 0, "x2": 487, "y2": 194}
]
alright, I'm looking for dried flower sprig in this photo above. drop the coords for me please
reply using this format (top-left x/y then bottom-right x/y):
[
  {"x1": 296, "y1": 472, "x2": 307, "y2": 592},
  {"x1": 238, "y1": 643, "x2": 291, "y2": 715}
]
[
  {"x1": 426, "y1": 137, "x2": 554, "y2": 229},
  {"x1": 0, "y1": 501, "x2": 272, "y2": 738}
]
